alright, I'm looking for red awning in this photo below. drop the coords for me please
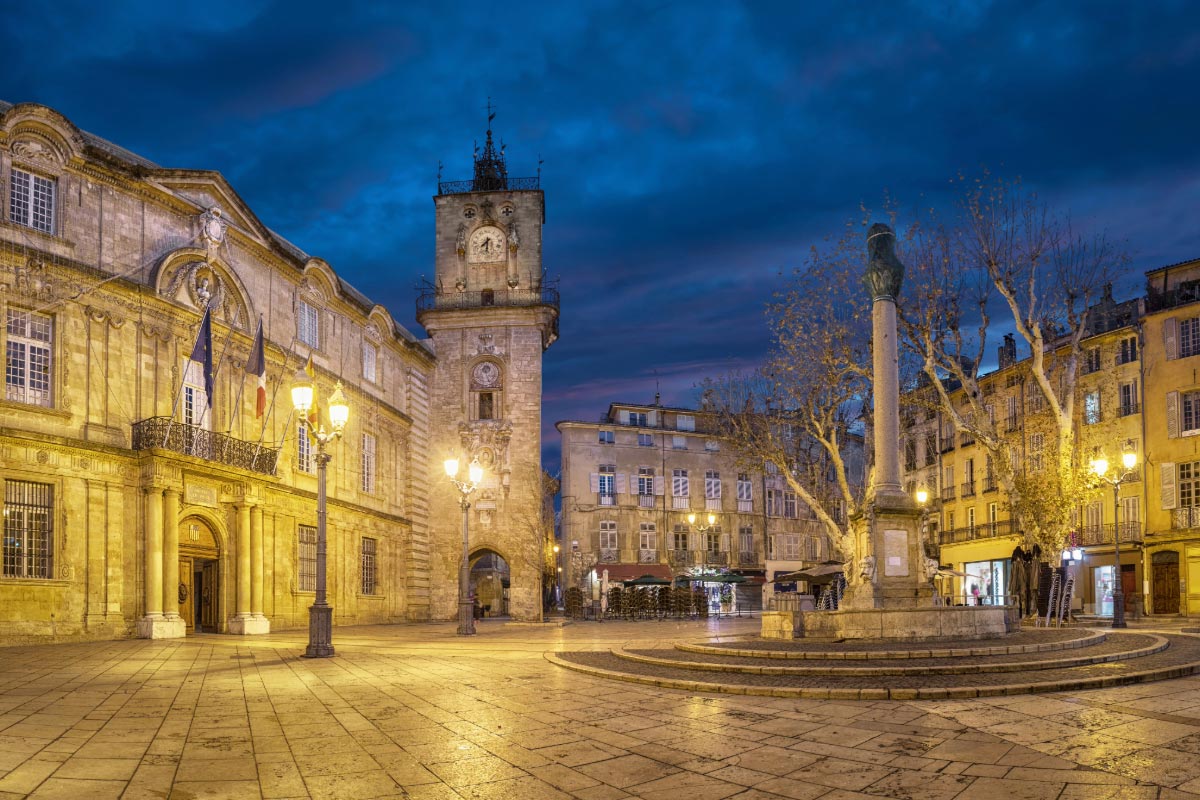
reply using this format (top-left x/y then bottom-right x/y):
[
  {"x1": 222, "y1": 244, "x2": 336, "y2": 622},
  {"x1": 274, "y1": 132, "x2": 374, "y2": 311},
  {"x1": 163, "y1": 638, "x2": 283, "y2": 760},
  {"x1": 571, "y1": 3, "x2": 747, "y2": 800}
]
[{"x1": 592, "y1": 564, "x2": 674, "y2": 582}]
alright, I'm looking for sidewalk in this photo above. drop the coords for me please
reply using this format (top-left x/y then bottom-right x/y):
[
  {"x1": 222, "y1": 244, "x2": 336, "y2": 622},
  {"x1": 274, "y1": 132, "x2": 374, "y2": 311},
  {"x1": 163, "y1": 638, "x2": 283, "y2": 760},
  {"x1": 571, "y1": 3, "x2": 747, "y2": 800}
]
[{"x1": 2, "y1": 619, "x2": 1200, "y2": 798}]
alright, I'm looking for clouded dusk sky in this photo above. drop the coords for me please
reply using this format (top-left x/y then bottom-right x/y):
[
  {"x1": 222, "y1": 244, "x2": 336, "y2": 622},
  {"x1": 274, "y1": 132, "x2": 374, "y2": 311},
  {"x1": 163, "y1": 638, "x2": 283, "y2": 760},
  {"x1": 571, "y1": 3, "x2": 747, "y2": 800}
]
[{"x1": 5, "y1": 2, "x2": 1200, "y2": 472}]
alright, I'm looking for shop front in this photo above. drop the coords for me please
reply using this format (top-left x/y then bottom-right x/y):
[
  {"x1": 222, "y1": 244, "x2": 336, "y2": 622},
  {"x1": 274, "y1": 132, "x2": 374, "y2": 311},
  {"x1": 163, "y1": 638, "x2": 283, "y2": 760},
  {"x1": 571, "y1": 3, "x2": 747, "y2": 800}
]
[{"x1": 963, "y1": 559, "x2": 1009, "y2": 605}]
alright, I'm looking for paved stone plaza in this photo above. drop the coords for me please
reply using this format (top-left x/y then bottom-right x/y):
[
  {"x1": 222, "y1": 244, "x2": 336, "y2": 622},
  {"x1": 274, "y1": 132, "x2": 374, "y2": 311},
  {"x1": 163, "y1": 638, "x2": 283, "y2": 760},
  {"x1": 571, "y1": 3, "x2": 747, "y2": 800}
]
[{"x1": 6, "y1": 620, "x2": 1200, "y2": 799}]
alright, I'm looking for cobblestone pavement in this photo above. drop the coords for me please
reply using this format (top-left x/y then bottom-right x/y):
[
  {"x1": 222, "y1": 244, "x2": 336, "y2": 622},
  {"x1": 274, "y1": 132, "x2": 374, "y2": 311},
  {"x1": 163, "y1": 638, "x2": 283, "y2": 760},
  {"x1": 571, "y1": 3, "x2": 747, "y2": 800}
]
[{"x1": 6, "y1": 618, "x2": 1200, "y2": 798}]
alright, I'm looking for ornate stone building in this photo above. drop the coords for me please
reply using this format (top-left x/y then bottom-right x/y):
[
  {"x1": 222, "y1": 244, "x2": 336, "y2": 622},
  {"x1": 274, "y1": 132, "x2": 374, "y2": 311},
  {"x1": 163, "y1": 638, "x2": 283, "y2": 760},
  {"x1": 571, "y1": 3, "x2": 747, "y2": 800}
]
[{"x1": 0, "y1": 101, "x2": 555, "y2": 642}]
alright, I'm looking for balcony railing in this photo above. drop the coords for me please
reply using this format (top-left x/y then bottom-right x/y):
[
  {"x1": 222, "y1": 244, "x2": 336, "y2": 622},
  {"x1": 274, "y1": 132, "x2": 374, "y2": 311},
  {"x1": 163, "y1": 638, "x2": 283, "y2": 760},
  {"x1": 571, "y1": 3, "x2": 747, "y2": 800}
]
[
  {"x1": 437, "y1": 175, "x2": 541, "y2": 195},
  {"x1": 960, "y1": 481, "x2": 976, "y2": 498},
  {"x1": 598, "y1": 493, "x2": 615, "y2": 506},
  {"x1": 1005, "y1": 417, "x2": 1020, "y2": 432},
  {"x1": 131, "y1": 417, "x2": 278, "y2": 476},
  {"x1": 738, "y1": 551, "x2": 758, "y2": 566},
  {"x1": 705, "y1": 497, "x2": 721, "y2": 511},
  {"x1": 667, "y1": 549, "x2": 694, "y2": 566},
  {"x1": 704, "y1": 551, "x2": 729, "y2": 566},
  {"x1": 941, "y1": 487, "x2": 956, "y2": 502},
  {"x1": 1080, "y1": 523, "x2": 1142, "y2": 546},
  {"x1": 938, "y1": 519, "x2": 1018, "y2": 546},
  {"x1": 1172, "y1": 507, "x2": 1200, "y2": 530},
  {"x1": 1147, "y1": 284, "x2": 1200, "y2": 313},
  {"x1": 672, "y1": 497, "x2": 690, "y2": 510},
  {"x1": 1118, "y1": 402, "x2": 1141, "y2": 417},
  {"x1": 638, "y1": 494, "x2": 656, "y2": 508},
  {"x1": 638, "y1": 549, "x2": 658, "y2": 563},
  {"x1": 982, "y1": 475, "x2": 998, "y2": 493},
  {"x1": 737, "y1": 500, "x2": 753, "y2": 513},
  {"x1": 415, "y1": 283, "x2": 560, "y2": 316},
  {"x1": 599, "y1": 548, "x2": 618, "y2": 563}
]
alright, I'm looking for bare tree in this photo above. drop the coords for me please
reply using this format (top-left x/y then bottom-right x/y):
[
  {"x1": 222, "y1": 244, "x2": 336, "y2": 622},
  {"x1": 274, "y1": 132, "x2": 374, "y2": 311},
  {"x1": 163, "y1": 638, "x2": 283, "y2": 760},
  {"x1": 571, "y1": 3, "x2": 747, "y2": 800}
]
[
  {"x1": 706, "y1": 226, "x2": 871, "y2": 568},
  {"x1": 898, "y1": 173, "x2": 1128, "y2": 555}
]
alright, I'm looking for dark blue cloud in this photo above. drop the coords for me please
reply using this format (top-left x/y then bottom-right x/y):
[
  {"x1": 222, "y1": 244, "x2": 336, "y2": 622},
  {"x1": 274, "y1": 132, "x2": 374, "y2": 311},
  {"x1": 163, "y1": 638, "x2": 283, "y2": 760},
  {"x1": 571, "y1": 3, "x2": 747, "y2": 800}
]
[{"x1": 5, "y1": 1, "x2": 1200, "y2": 473}]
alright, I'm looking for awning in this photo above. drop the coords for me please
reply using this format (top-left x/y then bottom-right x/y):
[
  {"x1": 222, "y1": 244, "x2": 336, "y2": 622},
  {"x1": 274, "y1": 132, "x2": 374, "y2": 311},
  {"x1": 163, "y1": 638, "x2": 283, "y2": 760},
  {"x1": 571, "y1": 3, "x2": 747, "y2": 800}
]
[{"x1": 592, "y1": 564, "x2": 673, "y2": 582}]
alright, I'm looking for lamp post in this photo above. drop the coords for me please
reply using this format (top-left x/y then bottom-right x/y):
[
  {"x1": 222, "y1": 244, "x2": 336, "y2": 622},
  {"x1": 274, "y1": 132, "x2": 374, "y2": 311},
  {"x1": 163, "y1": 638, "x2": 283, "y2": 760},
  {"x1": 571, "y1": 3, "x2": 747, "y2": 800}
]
[
  {"x1": 688, "y1": 512, "x2": 718, "y2": 612},
  {"x1": 1091, "y1": 447, "x2": 1139, "y2": 629},
  {"x1": 552, "y1": 543, "x2": 561, "y2": 611},
  {"x1": 445, "y1": 457, "x2": 484, "y2": 635},
  {"x1": 292, "y1": 373, "x2": 350, "y2": 658}
]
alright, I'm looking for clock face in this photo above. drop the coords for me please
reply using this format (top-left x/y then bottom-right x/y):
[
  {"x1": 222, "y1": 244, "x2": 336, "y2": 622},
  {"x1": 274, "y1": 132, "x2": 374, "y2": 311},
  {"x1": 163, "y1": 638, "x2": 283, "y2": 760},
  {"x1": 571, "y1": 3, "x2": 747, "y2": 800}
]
[
  {"x1": 468, "y1": 226, "x2": 507, "y2": 263},
  {"x1": 472, "y1": 361, "x2": 500, "y2": 388}
]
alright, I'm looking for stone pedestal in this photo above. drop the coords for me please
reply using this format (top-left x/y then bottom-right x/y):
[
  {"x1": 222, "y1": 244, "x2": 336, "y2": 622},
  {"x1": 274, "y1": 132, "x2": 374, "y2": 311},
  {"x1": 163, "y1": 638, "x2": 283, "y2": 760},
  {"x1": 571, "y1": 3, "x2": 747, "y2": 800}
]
[
  {"x1": 136, "y1": 615, "x2": 186, "y2": 639},
  {"x1": 761, "y1": 606, "x2": 1008, "y2": 641},
  {"x1": 227, "y1": 615, "x2": 271, "y2": 635},
  {"x1": 844, "y1": 495, "x2": 934, "y2": 610}
]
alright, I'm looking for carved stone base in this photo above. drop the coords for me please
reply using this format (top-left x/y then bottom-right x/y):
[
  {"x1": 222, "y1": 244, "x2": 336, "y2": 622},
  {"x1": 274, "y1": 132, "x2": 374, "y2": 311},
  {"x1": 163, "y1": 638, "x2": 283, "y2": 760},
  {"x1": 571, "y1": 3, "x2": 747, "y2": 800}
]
[
  {"x1": 762, "y1": 606, "x2": 1009, "y2": 641},
  {"x1": 136, "y1": 614, "x2": 186, "y2": 640},
  {"x1": 227, "y1": 615, "x2": 271, "y2": 635}
]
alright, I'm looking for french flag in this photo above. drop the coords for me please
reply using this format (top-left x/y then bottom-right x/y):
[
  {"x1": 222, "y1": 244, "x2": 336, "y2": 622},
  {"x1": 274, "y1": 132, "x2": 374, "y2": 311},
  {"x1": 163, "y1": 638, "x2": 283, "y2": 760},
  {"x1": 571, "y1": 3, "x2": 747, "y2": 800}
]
[{"x1": 245, "y1": 319, "x2": 267, "y2": 418}]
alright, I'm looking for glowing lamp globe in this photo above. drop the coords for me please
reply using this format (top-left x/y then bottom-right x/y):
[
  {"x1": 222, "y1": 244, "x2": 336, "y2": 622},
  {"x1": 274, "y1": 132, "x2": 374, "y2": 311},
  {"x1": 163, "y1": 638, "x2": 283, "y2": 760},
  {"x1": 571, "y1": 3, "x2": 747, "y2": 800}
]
[{"x1": 327, "y1": 381, "x2": 349, "y2": 432}]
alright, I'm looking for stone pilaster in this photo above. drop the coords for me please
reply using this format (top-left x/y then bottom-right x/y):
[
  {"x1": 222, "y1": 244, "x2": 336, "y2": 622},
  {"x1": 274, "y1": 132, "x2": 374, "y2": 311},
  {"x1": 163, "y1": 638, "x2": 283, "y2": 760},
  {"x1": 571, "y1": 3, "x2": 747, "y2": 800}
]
[
  {"x1": 138, "y1": 486, "x2": 182, "y2": 638},
  {"x1": 229, "y1": 502, "x2": 269, "y2": 634},
  {"x1": 250, "y1": 505, "x2": 269, "y2": 631}
]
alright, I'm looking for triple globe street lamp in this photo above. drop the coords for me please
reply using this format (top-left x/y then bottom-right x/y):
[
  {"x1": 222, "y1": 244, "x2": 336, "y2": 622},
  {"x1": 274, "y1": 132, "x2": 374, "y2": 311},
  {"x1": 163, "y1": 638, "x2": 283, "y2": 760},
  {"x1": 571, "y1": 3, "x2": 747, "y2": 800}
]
[
  {"x1": 1091, "y1": 447, "x2": 1139, "y2": 629},
  {"x1": 291, "y1": 372, "x2": 350, "y2": 658},
  {"x1": 444, "y1": 457, "x2": 484, "y2": 635}
]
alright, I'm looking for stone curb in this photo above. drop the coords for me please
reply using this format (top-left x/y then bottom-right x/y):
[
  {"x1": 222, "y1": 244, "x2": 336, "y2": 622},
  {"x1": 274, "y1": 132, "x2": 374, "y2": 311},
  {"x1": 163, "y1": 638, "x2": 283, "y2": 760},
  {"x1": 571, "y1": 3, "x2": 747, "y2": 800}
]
[
  {"x1": 676, "y1": 629, "x2": 1107, "y2": 660},
  {"x1": 610, "y1": 635, "x2": 1169, "y2": 677},
  {"x1": 545, "y1": 648, "x2": 1200, "y2": 701}
]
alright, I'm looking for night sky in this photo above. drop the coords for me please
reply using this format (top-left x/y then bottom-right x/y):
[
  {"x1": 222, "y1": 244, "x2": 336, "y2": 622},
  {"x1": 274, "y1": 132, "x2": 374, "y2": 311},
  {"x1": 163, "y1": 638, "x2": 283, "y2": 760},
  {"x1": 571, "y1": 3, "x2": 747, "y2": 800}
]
[{"x1": 5, "y1": 2, "x2": 1200, "y2": 473}]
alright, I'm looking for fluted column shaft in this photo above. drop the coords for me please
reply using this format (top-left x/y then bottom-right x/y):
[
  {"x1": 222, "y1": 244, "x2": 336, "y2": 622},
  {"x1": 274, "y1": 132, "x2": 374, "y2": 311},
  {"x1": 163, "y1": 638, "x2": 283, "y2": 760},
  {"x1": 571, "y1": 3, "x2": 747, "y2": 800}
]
[
  {"x1": 162, "y1": 489, "x2": 181, "y2": 618},
  {"x1": 144, "y1": 488, "x2": 164, "y2": 617},
  {"x1": 236, "y1": 503, "x2": 252, "y2": 618},
  {"x1": 250, "y1": 505, "x2": 264, "y2": 618}
]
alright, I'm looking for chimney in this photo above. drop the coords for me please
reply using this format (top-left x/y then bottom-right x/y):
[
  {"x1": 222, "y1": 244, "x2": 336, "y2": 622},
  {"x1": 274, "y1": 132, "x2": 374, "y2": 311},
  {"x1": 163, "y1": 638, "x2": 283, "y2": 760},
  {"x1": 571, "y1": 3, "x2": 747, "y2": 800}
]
[{"x1": 998, "y1": 333, "x2": 1017, "y2": 369}]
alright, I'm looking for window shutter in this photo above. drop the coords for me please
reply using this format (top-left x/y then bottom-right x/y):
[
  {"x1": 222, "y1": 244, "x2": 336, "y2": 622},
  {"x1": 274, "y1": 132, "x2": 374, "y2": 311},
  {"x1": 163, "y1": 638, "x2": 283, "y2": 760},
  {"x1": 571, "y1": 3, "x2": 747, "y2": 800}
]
[
  {"x1": 1165, "y1": 317, "x2": 1179, "y2": 360},
  {"x1": 720, "y1": 533, "x2": 730, "y2": 552},
  {"x1": 617, "y1": 410, "x2": 629, "y2": 424},
  {"x1": 1162, "y1": 462, "x2": 1177, "y2": 510},
  {"x1": 615, "y1": 473, "x2": 627, "y2": 495},
  {"x1": 653, "y1": 475, "x2": 665, "y2": 496},
  {"x1": 647, "y1": 410, "x2": 658, "y2": 426},
  {"x1": 589, "y1": 473, "x2": 600, "y2": 493},
  {"x1": 1168, "y1": 391, "x2": 1180, "y2": 439}
]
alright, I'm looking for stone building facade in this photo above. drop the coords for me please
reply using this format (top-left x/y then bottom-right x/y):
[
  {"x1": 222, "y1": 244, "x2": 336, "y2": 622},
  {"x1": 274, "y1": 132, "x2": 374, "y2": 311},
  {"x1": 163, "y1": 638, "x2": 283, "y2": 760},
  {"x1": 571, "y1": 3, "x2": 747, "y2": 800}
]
[{"x1": 0, "y1": 101, "x2": 554, "y2": 642}]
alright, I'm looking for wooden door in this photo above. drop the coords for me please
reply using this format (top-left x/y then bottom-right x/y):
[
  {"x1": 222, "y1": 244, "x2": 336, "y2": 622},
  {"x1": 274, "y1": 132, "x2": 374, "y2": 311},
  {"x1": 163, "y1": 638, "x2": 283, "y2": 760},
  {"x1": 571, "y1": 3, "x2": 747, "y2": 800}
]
[
  {"x1": 179, "y1": 557, "x2": 194, "y2": 632},
  {"x1": 1153, "y1": 558, "x2": 1180, "y2": 614},
  {"x1": 200, "y1": 560, "x2": 218, "y2": 631},
  {"x1": 1120, "y1": 564, "x2": 1137, "y2": 613}
]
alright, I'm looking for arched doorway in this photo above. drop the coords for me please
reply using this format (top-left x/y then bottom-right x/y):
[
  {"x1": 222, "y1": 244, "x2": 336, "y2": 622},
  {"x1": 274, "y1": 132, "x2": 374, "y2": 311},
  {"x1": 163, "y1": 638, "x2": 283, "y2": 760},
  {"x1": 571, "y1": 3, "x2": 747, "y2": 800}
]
[
  {"x1": 470, "y1": 550, "x2": 510, "y2": 618},
  {"x1": 179, "y1": 517, "x2": 221, "y2": 633},
  {"x1": 1152, "y1": 550, "x2": 1180, "y2": 615}
]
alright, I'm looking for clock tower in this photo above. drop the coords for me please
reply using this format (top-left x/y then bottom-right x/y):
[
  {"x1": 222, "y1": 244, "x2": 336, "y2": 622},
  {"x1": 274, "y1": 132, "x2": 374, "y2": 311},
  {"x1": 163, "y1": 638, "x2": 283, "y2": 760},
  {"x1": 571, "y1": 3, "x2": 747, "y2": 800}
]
[{"x1": 417, "y1": 119, "x2": 559, "y2": 622}]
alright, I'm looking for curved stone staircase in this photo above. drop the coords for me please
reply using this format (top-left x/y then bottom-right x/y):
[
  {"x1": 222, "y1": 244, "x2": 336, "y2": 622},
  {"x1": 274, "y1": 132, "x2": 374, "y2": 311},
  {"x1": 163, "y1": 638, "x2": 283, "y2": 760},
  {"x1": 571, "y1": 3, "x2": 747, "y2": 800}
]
[{"x1": 549, "y1": 629, "x2": 1200, "y2": 699}]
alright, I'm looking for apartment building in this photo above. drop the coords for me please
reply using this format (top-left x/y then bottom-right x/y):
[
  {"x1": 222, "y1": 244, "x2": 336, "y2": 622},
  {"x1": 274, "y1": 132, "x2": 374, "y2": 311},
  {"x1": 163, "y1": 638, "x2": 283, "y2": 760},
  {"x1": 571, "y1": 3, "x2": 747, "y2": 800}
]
[{"x1": 557, "y1": 401, "x2": 840, "y2": 611}]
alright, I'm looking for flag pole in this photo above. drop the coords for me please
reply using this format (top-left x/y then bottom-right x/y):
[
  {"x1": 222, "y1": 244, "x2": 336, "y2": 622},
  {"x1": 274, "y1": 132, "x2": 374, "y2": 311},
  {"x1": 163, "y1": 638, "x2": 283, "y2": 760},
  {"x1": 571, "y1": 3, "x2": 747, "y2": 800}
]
[{"x1": 163, "y1": 306, "x2": 210, "y2": 448}]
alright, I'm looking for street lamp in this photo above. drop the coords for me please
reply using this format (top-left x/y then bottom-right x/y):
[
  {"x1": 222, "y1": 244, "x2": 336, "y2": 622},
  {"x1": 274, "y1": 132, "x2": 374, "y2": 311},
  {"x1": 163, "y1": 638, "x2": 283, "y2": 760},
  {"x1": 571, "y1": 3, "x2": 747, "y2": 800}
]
[
  {"x1": 445, "y1": 457, "x2": 484, "y2": 635},
  {"x1": 292, "y1": 373, "x2": 350, "y2": 658},
  {"x1": 687, "y1": 512, "x2": 718, "y2": 568},
  {"x1": 1091, "y1": 447, "x2": 1138, "y2": 629}
]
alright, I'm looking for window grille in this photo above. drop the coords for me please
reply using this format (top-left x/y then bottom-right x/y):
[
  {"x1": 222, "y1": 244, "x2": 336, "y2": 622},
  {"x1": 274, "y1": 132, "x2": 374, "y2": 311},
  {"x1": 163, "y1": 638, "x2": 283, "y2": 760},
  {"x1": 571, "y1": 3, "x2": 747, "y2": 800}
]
[
  {"x1": 3, "y1": 480, "x2": 53, "y2": 579},
  {"x1": 361, "y1": 433, "x2": 376, "y2": 494},
  {"x1": 298, "y1": 525, "x2": 317, "y2": 591},
  {"x1": 361, "y1": 537, "x2": 377, "y2": 595}
]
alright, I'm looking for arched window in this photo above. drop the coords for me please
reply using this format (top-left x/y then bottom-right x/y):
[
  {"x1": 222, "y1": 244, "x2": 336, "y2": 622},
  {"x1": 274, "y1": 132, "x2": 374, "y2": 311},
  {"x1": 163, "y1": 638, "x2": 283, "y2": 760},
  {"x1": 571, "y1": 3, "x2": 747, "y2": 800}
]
[{"x1": 470, "y1": 360, "x2": 503, "y2": 420}]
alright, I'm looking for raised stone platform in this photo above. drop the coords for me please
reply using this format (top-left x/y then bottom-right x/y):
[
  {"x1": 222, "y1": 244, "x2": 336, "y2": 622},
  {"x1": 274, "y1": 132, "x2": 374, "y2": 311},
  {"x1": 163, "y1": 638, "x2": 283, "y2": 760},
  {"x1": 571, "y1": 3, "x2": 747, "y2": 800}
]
[{"x1": 762, "y1": 605, "x2": 1012, "y2": 641}]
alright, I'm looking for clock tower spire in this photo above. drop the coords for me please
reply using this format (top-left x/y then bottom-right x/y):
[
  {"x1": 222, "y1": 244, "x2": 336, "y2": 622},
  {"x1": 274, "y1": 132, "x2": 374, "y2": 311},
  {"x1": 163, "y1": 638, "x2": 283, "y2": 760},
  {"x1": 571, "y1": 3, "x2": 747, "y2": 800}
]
[{"x1": 417, "y1": 113, "x2": 559, "y2": 622}]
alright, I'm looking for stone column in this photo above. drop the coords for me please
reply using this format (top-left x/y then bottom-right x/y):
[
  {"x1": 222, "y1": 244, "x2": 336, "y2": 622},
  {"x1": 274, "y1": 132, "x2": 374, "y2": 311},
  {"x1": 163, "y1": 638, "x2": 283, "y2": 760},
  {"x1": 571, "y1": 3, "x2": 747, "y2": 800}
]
[
  {"x1": 162, "y1": 489, "x2": 181, "y2": 618},
  {"x1": 250, "y1": 505, "x2": 268, "y2": 628},
  {"x1": 137, "y1": 487, "x2": 166, "y2": 638},
  {"x1": 229, "y1": 502, "x2": 269, "y2": 634}
]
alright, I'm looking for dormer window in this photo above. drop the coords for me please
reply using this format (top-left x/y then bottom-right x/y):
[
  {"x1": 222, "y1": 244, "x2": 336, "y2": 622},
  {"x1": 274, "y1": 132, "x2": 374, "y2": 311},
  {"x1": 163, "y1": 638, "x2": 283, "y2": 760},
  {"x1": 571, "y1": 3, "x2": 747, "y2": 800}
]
[{"x1": 9, "y1": 168, "x2": 55, "y2": 234}]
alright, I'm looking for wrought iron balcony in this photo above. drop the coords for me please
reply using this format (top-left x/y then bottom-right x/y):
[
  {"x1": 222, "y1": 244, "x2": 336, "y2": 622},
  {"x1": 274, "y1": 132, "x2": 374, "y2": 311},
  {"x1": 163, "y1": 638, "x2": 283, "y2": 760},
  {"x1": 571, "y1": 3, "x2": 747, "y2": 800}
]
[
  {"x1": 937, "y1": 519, "x2": 1018, "y2": 546},
  {"x1": 704, "y1": 551, "x2": 729, "y2": 566},
  {"x1": 416, "y1": 283, "x2": 560, "y2": 317},
  {"x1": 738, "y1": 551, "x2": 758, "y2": 566},
  {"x1": 1172, "y1": 507, "x2": 1200, "y2": 530},
  {"x1": 638, "y1": 549, "x2": 658, "y2": 563},
  {"x1": 1080, "y1": 523, "x2": 1142, "y2": 545},
  {"x1": 960, "y1": 481, "x2": 976, "y2": 498},
  {"x1": 940, "y1": 487, "x2": 956, "y2": 502},
  {"x1": 1118, "y1": 402, "x2": 1141, "y2": 417},
  {"x1": 667, "y1": 549, "x2": 694, "y2": 567},
  {"x1": 437, "y1": 176, "x2": 540, "y2": 195},
  {"x1": 131, "y1": 417, "x2": 278, "y2": 476},
  {"x1": 638, "y1": 494, "x2": 656, "y2": 508},
  {"x1": 599, "y1": 548, "x2": 618, "y2": 563},
  {"x1": 982, "y1": 474, "x2": 998, "y2": 492}
]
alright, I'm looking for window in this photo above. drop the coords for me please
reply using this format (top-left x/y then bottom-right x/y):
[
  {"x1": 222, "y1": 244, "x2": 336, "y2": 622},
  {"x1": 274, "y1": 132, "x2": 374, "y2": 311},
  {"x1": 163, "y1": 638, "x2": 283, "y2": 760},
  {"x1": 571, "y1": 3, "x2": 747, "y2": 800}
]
[
  {"x1": 9, "y1": 168, "x2": 55, "y2": 233},
  {"x1": 297, "y1": 423, "x2": 314, "y2": 473},
  {"x1": 298, "y1": 525, "x2": 317, "y2": 591},
  {"x1": 5, "y1": 309, "x2": 52, "y2": 407},
  {"x1": 298, "y1": 300, "x2": 320, "y2": 348},
  {"x1": 904, "y1": 439, "x2": 917, "y2": 471},
  {"x1": 705, "y1": 439, "x2": 720, "y2": 452},
  {"x1": 361, "y1": 537, "x2": 377, "y2": 595},
  {"x1": 704, "y1": 470, "x2": 721, "y2": 508},
  {"x1": 1084, "y1": 391, "x2": 1101, "y2": 425},
  {"x1": 671, "y1": 469, "x2": 689, "y2": 509},
  {"x1": 1006, "y1": 395, "x2": 1019, "y2": 430},
  {"x1": 598, "y1": 464, "x2": 615, "y2": 504},
  {"x1": 630, "y1": 412, "x2": 648, "y2": 427},
  {"x1": 736, "y1": 473, "x2": 752, "y2": 512},
  {"x1": 1085, "y1": 501, "x2": 1103, "y2": 532},
  {"x1": 923, "y1": 432, "x2": 937, "y2": 466},
  {"x1": 1184, "y1": 392, "x2": 1200, "y2": 435},
  {"x1": 672, "y1": 435, "x2": 687, "y2": 450},
  {"x1": 1183, "y1": 318, "x2": 1200, "y2": 359},
  {"x1": 361, "y1": 433, "x2": 376, "y2": 494},
  {"x1": 639, "y1": 523, "x2": 656, "y2": 553},
  {"x1": 967, "y1": 507, "x2": 976, "y2": 532},
  {"x1": 783, "y1": 491, "x2": 798, "y2": 519},
  {"x1": 1119, "y1": 381, "x2": 1139, "y2": 416},
  {"x1": 672, "y1": 524, "x2": 689, "y2": 551},
  {"x1": 599, "y1": 521, "x2": 617, "y2": 550},
  {"x1": 2, "y1": 480, "x2": 53, "y2": 578},
  {"x1": 637, "y1": 466, "x2": 655, "y2": 497},
  {"x1": 988, "y1": 502, "x2": 998, "y2": 525},
  {"x1": 362, "y1": 341, "x2": 377, "y2": 383},
  {"x1": 1181, "y1": 462, "x2": 1200, "y2": 509},
  {"x1": 481, "y1": 289, "x2": 494, "y2": 306},
  {"x1": 677, "y1": 414, "x2": 695, "y2": 432},
  {"x1": 1028, "y1": 382, "x2": 1044, "y2": 413},
  {"x1": 1029, "y1": 433, "x2": 1044, "y2": 473},
  {"x1": 1083, "y1": 348, "x2": 1101, "y2": 374},
  {"x1": 637, "y1": 432, "x2": 653, "y2": 446},
  {"x1": 1121, "y1": 496, "x2": 1140, "y2": 535},
  {"x1": 739, "y1": 526, "x2": 753, "y2": 556},
  {"x1": 780, "y1": 534, "x2": 800, "y2": 560},
  {"x1": 598, "y1": 430, "x2": 614, "y2": 444},
  {"x1": 706, "y1": 530, "x2": 721, "y2": 554},
  {"x1": 946, "y1": 511, "x2": 955, "y2": 532},
  {"x1": 1117, "y1": 337, "x2": 1138, "y2": 365},
  {"x1": 766, "y1": 489, "x2": 781, "y2": 517}
]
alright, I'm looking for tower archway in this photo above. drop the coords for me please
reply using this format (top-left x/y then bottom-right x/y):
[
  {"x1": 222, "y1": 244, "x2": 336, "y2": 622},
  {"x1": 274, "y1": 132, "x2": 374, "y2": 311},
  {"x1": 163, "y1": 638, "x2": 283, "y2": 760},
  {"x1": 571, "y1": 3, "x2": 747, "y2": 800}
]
[{"x1": 469, "y1": 548, "x2": 510, "y2": 618}]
